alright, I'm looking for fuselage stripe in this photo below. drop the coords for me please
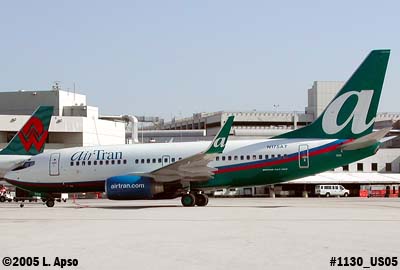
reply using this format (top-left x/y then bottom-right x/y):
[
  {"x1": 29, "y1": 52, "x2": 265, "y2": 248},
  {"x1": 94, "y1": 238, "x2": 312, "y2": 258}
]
[{"x1": 214, "y1": 139, "x2": 352, "y2": 174}]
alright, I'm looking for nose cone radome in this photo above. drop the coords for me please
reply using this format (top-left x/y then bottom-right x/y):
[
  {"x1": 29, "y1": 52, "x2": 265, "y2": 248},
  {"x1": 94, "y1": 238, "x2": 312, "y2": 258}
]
[{"x1": 4, "y1": 170, "x2": 19, "y2": 182}]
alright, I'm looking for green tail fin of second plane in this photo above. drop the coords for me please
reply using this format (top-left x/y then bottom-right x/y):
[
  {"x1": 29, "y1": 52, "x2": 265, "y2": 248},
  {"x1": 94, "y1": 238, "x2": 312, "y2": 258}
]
[
  {"x1": 0, "y1": 106, "x2": 54, "y2": 155},
  {"x1": 274, "y1": 49, "x2": 390, "y2": 139}
]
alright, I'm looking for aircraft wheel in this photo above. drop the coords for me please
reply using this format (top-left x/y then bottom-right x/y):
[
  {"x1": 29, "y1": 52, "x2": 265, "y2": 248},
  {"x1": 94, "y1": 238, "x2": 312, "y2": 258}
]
[
  {"x1": 195, "y1": 193, "x2": 209, "y2": 207},
  {"x1": 0, "y1": 196, "x2": 5, "y2": 203},
  {"x1": 46, "y1": 200, "x2": 55, "y2": 208},
  {"x1": 181, "y1": 194, "x2": 196, "y2": 207}
]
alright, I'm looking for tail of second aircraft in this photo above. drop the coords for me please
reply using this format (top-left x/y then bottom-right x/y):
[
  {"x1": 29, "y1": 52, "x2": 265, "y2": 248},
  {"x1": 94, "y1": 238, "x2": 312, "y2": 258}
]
[
  {"x1": 274, "y1": 49, "x2": 390, "y2": 139},
  {"x1": 0, "y1": 106, "x2": 54, "y2": 155}
]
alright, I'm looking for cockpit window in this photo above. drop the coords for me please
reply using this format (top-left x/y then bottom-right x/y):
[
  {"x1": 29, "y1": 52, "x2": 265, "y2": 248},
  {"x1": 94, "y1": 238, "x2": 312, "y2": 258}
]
[{"x1": 12, "y1": 161, "x2": 35, "y2": 171}]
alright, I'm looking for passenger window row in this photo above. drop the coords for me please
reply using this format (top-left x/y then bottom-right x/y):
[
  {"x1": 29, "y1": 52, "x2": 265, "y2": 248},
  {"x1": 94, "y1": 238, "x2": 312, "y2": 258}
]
[
  {"x1": 134, "y1": 157, "x2": 183, "y2": 164},
  {"x1": 70, "y1": 159, "x2": 127, "y2": 166},
  {"x1": 215, "y1": 154, "x2": 288, "y2": 162}
]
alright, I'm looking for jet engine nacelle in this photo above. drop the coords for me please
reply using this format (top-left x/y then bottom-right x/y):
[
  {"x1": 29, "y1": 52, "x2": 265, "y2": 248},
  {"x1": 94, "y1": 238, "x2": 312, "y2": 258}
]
[{"x1": 105, "y1": 175, "x2": 164, "y2": 200}]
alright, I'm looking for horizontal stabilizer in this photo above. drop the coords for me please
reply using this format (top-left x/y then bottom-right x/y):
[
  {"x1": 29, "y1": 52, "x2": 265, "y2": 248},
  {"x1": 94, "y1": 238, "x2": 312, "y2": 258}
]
[
  {"x1": 340, "y1": 127, "x2": 392, "y2": 151},
  {"x1": 380, "y1": 135, "x2": 397, "y2": 143}
]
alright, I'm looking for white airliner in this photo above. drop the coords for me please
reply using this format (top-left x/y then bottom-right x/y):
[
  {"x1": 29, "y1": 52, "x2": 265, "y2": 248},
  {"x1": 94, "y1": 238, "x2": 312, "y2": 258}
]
[{"x1": 4, "y1": 50, "x2": 391, "y2": 208}]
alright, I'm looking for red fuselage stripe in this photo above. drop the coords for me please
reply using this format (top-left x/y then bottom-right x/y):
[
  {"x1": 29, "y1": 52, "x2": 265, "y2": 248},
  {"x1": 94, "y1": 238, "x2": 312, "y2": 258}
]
[{"x1": 215, "y1": 139, "x2": 352, "y2": 174}]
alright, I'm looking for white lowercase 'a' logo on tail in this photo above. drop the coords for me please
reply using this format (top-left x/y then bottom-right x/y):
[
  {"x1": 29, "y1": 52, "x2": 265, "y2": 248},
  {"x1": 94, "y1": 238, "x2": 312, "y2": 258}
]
[
  {"x1": 322, "y1": 90, "x2": 375, "y2": 135},
  {"x1": 213, "y1": 137, "x2": 227, "y2": 148}
]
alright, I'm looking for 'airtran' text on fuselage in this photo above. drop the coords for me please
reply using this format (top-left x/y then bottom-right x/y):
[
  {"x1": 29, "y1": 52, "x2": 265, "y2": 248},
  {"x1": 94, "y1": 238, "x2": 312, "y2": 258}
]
[
  {"x1": 71, "y1": 150, "x2": 123, "y2": 161},
  {"x1": 266, "y1": 144, "x2": 288, "y2": 149}
]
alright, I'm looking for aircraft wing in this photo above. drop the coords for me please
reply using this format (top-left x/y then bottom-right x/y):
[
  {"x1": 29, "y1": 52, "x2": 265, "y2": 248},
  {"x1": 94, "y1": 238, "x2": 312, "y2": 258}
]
[{"x1": 139, "y1": 116, "x2": 234, "y2": 183}]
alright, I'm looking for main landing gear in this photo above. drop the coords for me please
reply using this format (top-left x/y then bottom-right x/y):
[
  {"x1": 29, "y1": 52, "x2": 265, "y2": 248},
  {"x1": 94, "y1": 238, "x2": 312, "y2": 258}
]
[{"x1": 181, "y1": 193, "x2": 209, "y2": 207}]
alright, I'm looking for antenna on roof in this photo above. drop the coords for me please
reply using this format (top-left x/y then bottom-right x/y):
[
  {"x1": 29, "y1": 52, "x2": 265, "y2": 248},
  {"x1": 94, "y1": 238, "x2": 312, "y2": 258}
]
[
  {"x1": 52, "y1": 81, "x2": 61, "y2": 91},
  {"x1": 73, "y1": 82, "x2": 76, "y2": 101}
]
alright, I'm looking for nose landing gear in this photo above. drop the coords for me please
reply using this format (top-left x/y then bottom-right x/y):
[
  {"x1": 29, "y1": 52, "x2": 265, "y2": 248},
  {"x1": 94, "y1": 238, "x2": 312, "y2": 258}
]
[{"x1": 45, "y1": 199, "x2": 55, "y2": 208}]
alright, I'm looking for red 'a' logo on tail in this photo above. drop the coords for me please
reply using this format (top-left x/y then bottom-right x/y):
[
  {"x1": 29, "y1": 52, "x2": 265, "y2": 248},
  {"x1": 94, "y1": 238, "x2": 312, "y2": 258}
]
[{"x1": 18, "y1": 117, "x2": 49, "y2": 152}]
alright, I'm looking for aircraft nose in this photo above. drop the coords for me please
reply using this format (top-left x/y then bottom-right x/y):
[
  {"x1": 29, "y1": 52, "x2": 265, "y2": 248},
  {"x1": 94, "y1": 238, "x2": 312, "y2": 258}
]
[{"x1": 4, "y1": 171, "x2": 19, "y2": 181}]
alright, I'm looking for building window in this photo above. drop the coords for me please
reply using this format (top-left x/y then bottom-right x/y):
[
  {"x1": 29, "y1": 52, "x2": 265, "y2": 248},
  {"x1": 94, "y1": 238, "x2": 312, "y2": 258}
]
[
  {"x1": 386, "y1": 163, "x2": 392, "y2": 172},
  {"x1": 371, "y1": 163, "x2": 378, "y2": 171},
  {"x1": 342, "y1": 165, "x2": 349, "y2": 171},
  {"x1": 357, "y1": 163, "x2": 363, "y2": 171}
]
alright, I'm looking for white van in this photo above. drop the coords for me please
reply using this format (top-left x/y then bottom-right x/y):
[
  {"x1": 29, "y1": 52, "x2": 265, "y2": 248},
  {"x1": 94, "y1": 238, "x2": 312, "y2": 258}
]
[{"x1": 315, "y1": 185, "x2": 350, "y2": 197}]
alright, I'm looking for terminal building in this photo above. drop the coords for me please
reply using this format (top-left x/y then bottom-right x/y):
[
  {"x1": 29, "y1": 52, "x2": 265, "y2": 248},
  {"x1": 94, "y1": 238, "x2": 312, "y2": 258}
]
[{"x1": 0, "y1": 84, "x2": 136, "y2": 149}]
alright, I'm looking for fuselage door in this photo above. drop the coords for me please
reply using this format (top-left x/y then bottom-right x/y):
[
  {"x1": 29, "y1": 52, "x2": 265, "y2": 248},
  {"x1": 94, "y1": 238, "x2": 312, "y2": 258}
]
[
  {"x1": 298, "y1": 144, "x2": 309, "y2": 169},
  {"x1": 49, "y1": 153, "x2": 61, "y2": 176},
  {"x1": 162, "y1": 155, "x2": 171, "y2": 166}
]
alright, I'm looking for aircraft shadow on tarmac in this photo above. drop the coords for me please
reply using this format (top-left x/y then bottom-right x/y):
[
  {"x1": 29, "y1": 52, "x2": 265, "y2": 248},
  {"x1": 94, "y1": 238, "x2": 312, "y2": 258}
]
[{"x1": 72, "y1": 205, "x2": 288, "y2": 210}]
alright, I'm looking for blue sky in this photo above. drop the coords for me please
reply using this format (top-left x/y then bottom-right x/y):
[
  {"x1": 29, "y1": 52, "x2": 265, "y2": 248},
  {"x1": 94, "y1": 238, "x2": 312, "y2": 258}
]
[{"x1": 0, "y1": 0, "x2": 399, "y2": 120}]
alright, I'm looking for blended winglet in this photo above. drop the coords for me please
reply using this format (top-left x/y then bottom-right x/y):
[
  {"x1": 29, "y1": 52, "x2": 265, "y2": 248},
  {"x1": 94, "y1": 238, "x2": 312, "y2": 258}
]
[
  {"x1": 144, "y1": 115, "x2": 235, "y2": 182},
  {"x1": 205, "y1": 115, "x2": 234, "y2": 154},
  {"x1": 0, "y1": 106, "x2": 54, "y2": 155}
]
